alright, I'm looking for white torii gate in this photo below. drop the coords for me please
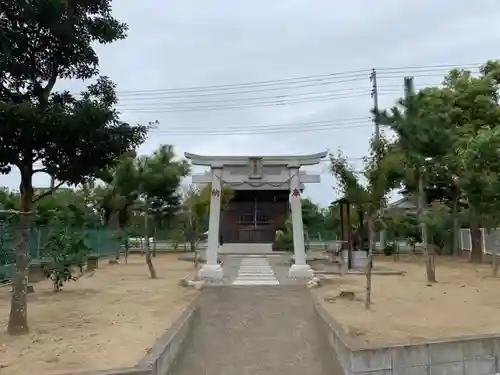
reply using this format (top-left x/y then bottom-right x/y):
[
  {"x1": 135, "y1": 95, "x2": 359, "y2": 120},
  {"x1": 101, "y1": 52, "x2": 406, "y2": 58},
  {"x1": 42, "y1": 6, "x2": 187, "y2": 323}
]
[{"x1": 185, "y1": 151, "x2": 327, "y2": 280}]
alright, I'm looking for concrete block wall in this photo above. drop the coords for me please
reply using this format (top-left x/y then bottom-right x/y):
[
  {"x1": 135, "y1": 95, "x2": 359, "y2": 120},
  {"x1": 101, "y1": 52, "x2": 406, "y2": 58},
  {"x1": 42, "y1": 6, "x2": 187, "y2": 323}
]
[{"x1": 314, "y1": 300, "x2": 500, "y2": 375}]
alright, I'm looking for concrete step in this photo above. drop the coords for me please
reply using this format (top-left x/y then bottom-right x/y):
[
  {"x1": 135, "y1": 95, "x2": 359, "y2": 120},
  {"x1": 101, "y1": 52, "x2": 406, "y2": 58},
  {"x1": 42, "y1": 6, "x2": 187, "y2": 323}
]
[{"x1": 220, "y1": 243, "x2": 273, "y2": 254}]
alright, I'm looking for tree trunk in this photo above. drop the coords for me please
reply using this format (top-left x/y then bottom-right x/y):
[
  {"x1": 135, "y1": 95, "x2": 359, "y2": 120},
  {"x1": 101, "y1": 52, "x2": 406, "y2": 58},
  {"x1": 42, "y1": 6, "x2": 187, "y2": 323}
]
[
  {"x1": 393, "y1": 240, "x2": 399, "y2": 261},
  {"x1": 452, "y1": 197, "x2": 460, "y2": 256},
  {"x1": 145, "y1": 242, "x2": 157, "y2": 279},
  {"x1": 469, "y1": 209, "x2": 483, "y2": 264},
  {"x1": 493, "y1": 229, "x2": 498, "y2": 277},
  {"x1": 425, "y1": 245, "x2": 437, "y2": 283},
  {"x1": 188, "y1": 210, "x2": 199, "y2": 270},
  {"x1": 8, "y1": 172, "x2": 33, "y2": 335},
  {"x1": 144, "y1": 207, "x2": 157, "y2": 278},
  {"x1": 190, "y1": 238, "x2": 198, "y2": 270},
  {"x1": 365, "y1": 216, "x2": 375, "y2": 310},
  {"x1": 152, "y1": 224, "x2": 157, "y2": 257},
  {"x1": 107, "y1": 210, "x2": 121, "y2": 261},
  {"x1": 124, "y1": 237, "x2": 129, "y2": 264},
  {"x1": 418, "y1": 171, "x2": 436, "y2": 283}
]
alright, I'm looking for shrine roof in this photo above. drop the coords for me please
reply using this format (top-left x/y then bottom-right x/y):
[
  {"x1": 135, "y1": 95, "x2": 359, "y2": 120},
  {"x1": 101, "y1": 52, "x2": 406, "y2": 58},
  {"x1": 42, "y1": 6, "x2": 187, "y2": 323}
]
[{"x1": 184, "y1": 151, "x2": 327, "y2": 167}]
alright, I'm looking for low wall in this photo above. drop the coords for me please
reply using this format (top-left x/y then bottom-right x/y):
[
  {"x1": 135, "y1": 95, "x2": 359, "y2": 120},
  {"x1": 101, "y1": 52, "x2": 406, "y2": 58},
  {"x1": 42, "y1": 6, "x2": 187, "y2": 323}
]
[
  {"x1": 136, "y1": 304, "x2": 196, "y2": 375},
  {"x1": 314, "y1": 298, "x2": 500, "y2": 375},
  {"x1": 59, "y1": 297, "x2": 199, "y2": 375}
]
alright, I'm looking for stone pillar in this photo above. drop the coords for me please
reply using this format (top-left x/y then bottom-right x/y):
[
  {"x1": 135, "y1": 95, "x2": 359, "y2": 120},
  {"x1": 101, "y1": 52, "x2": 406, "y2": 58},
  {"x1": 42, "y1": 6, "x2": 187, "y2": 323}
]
[
  {"x1": 198, "y1": 166, "x2": 224, "y2": 280},
  {"x1": 288, "y1": 166, "x2": 314, "y2": 278}
]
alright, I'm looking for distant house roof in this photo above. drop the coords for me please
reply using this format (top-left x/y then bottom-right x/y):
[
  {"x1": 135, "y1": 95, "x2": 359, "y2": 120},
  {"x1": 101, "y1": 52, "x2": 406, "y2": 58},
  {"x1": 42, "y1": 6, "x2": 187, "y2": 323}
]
[{"x1": 386, "y1": 195, "x2": 417, "y2": 211}]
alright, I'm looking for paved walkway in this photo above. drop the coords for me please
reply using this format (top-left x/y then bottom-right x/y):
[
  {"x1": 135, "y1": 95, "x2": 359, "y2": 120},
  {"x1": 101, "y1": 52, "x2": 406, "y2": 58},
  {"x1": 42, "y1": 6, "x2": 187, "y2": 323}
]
[
  {"x1": 169, "y1": 286, "x2": 340, "y2": 375},
  {"x1": 232, "y1": 256, "x2": 279, "y2": 285}
]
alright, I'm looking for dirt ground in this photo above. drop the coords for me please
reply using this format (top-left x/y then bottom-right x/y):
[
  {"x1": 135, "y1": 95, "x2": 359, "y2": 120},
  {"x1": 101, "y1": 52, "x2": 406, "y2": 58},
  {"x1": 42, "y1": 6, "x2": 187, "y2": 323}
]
[
  {"x1": 0, "y1": 254, "x2": 198, "y2": 375},
  {"x1": 314, "y1": 255, "x2": 500, "y2": 346}
]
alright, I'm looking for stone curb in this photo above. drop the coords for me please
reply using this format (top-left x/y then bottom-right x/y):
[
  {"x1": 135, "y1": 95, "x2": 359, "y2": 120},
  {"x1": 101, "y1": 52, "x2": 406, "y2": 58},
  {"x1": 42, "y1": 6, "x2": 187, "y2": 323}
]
[{"x1": 311, "y1": 292, "x2": 500, "y2": 375}]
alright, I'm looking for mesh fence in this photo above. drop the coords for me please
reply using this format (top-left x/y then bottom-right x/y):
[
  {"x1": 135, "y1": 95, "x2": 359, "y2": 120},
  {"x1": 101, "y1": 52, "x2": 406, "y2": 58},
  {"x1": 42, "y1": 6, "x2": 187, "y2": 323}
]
[{"x1": 0, "y1": 224, "x2": 126, "y2": 282}]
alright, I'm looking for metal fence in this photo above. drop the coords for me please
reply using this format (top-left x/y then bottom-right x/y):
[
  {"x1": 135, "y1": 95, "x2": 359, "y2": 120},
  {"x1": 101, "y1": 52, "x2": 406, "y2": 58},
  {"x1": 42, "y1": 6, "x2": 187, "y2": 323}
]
[
  {"x1": 0, "y1": 225, "x2": 126, "y2": 282},
  {"x1": 459, "y1": 228, "x2": 500, "y2": 255}
]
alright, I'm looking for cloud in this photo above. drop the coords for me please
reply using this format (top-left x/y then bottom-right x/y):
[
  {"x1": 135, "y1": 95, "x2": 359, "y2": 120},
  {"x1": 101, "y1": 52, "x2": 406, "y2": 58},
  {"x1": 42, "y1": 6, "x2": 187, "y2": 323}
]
[{"x1": 4, "y1": 0, "x2": 500, "y2": 208}]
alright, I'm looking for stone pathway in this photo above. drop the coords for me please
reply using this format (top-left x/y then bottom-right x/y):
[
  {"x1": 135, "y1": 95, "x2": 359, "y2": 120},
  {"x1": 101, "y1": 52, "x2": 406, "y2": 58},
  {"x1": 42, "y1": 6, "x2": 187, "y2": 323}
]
[
  {"x1": 169, "y1": 286, "x2": 341, "y2": 375},
  {"x1": 232, "y1": 256, "x2": 279, "y2": 285}
]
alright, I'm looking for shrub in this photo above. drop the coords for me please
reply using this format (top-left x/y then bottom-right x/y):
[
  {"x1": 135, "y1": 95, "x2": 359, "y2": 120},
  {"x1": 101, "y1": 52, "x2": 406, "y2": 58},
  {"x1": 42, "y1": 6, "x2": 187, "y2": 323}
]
[
  {"x1": 43, "y1": 227, "x2": 91, "y2": 291},
  {"x1": 383, "y1": 243, "x2": 395, "y2": 256},
  {"x1": 273, "y1": 229, "x2": 294, "y2": 251}
]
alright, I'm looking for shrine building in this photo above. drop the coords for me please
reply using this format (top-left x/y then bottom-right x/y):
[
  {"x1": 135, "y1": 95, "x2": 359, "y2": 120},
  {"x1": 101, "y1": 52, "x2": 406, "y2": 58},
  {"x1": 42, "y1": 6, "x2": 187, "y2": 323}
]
[{"x1": 185, "y1": 151, "x2": 327, "y2": 280}]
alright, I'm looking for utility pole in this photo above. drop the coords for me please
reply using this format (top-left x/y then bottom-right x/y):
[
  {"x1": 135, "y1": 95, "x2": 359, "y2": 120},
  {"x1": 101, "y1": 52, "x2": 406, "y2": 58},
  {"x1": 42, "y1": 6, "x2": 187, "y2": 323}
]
[
  {"x1": 365, "y1": 68, "x2": 379, "y2": 309},
  {"x1": 370, "y1": 68, "x2": 380, "y2": 144}
]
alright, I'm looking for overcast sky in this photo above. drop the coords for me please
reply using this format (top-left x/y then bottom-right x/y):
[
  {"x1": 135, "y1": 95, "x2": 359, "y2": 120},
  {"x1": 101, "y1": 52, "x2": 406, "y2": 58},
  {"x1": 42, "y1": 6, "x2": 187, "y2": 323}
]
[{"x1": 2, "y1": 0, "x2": 500, "y2": 206}]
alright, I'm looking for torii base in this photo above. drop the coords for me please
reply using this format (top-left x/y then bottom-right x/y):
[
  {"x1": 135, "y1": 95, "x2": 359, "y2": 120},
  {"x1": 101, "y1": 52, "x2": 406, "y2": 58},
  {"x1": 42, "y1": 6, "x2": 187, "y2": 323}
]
[{"x1": 288, "y1": 264, "x2": 314, "y2": 278}]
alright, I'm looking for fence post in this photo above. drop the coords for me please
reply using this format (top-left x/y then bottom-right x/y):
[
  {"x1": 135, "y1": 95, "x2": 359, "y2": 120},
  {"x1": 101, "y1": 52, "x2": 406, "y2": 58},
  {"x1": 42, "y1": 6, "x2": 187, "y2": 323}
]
[
  {"x1": 481, "y1": 228, "x2": 487, "y2": 254},
  {"x1": 36, "y1": 228, "x2": 42, "y2": 259},
  {"x1": 96, "y1": 229, "x2": 101, "y2": 255}
]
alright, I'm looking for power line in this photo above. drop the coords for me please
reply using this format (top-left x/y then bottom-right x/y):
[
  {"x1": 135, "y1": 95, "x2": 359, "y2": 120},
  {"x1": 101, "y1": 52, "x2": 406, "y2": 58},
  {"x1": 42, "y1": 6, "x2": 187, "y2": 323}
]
[
  {"x1": 110, "y1": 82, "x2": 436, "y2": 112},
  {"x1": 114, "y1": 82, "x2": 441, "y2": 107},
  {"x1": 375, "y1": 62, "x2": 482, "y2": 72},
  {"x1": 109, "y1": 77, "x2": 467, "y2": 113},
  {"x1": 115, "y1": 90, "x2": 402, "y2": 113},
  {"x1": 115, "y1": 75, "x2": 370, "y2": 98},
  {"x1": 148, "y1": 116, "x2": 370, "y2": 131},
  {"x1": 116, "y1": 92, "x2": 373, "y2": 112},
  {"x1": 109, "y1": 71, "x2": 462, "y2": 100},
  {"x1": 84, "y1": 63, "x2": 489, "y2": 113},
  {"x1": 110, "y1": 62, "x2": 483, "y2": 96},
  {"x1": 148, "y1": 123, "x2": 373, "y2": 136},
  {"x1": 115, "y1": 80, "x2": 444, "y2": 103},
  {"x1": 115, "y1": 87, "x2": 373, "y2": 106},
  {"x1": 28, "y1": 157, "x2": 365, "y2": 169},
  {"x1": 117, "y1": 85, "x2": 375, "y2": 104},
  {"x1": 116, "y1": 70, "x2": 370, "y2": 95}
]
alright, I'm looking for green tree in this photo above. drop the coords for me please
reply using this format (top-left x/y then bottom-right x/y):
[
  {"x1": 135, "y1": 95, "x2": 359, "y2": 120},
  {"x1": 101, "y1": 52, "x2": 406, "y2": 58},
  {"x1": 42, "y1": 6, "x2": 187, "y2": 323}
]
[
  {"x1": 444, "y1": 62, "x2": 500, "y2": 264},
  {"x1": 381, "y1": 212, "x2": 421, "y2": 256},
  {"x1": 330, "y1": 136, "x2": 399, "y2": 308},
  {"x1": 139, "y1": 145, "x2": 190, "y2": 278},
  {"x1": 98, "y1": 153, "x2": 142, "y2": 237},
  {"x1": 325, "y1": 200, "x2": 360, "y2": 241},
  {"x1": 376, "y1": 77, "x2": 459, "y2": 280},
  {"x1": 0, "y1": 189, "x2": 20, "y2": 221},
  {"x1": 274, "y1": 216, "x2": 294, "y2": 251},
  {"x1": 0, "y1": 1, "x2": 148, "y2": 335},
  {"x1": 378, "y1": 61, "x2": 500, "y2": 265},
  {"x1": 301, "y1": 198, "x2": 328, "y2": 239},
  {"x1": 34, "y1": 188, "x2": 100, "y2": 227},
  {"x1": 42, "y1": 220, "x2": 92, "y2": 292},
  {"x1": 457, "y1": 124, "x2": 500, "y2": 275},
  {"x1": 179, "y1": 186, "x2": 209, "y2": 268},
  {"x1": 178, "y1": 184, "x2": 234, "y2": 269}
]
